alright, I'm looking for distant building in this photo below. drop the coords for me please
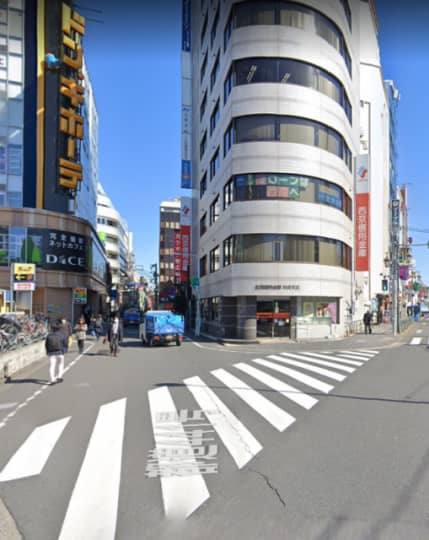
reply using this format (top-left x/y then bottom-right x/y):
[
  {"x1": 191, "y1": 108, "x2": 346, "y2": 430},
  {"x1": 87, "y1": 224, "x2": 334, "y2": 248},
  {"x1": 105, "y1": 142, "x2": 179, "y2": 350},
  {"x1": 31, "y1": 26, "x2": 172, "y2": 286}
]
[
  {"x1": 0, "y1": 0, "x2": 108, "y2": 320},
  {"x1": 96, "y1": 183, "x2": 134, "y2": 289},
  {"x1": 159, "y1": 198, "x2": 181, "y2": 306}
]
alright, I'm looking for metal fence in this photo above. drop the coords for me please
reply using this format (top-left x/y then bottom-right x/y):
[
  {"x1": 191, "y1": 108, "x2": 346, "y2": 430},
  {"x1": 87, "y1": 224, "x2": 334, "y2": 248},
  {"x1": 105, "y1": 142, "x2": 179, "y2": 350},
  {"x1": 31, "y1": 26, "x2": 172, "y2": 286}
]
[{"x1": 0, "y1": 314, "x2": 48, "y2": 353}]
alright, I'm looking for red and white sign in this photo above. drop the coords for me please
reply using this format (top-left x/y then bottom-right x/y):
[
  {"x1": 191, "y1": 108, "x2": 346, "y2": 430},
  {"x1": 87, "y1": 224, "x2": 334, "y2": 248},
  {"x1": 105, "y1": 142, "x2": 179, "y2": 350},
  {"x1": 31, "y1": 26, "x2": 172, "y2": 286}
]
[
  {"x1": 173, "y1": 231, "x2": 182, "y2": 284},
  {"x1": 355, "y1": 192, "x2": 370, "y2": 271},
  {"x1": 13, "y1": 282, "x2": 35, "y2": 291},
  {"x1": 181, "y1": 225, "x2": 190, "y2": 283}
]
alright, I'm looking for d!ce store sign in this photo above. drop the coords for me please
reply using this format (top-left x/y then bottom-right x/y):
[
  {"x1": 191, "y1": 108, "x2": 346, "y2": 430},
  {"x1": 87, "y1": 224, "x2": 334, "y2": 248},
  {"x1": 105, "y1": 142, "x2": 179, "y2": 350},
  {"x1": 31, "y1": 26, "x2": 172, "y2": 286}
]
[{"x1": 26, "y1": 228, "x2": 87, "y2": 272}]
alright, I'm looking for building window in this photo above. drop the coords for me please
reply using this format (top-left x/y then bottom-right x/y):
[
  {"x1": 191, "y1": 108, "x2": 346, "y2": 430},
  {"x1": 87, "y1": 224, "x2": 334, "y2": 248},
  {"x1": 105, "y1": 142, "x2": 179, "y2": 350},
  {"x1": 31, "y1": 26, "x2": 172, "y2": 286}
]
[
  {"x1": 234, "y1": 115, "x2": 352, "y2": 171},
  {"x1": 224, "y1": 10, "x2": 233, "y2": 51},
  {"x1": 200, "y1": 90, "x2": 208, "y2": 120},
  {"x1": 223, "y1": 178, "x2": 234, "y2": 209},
  {"x1": 200, "y1": 50, "x2": 208, "y2": 83},
  {"x1": 226, "y1": 173, "x2": 351, "y2": 218},
  {"x1": 209, "y1": 195, "x2": 220, "y2": 225},
  {"x1": 231, "y1": 233, "x2": 351, "y2": 269},
  {"x1": 223, "y1": 236, "x2": 234, "y2": 266},
  {"x1": 210, "y1": 147, "x2": 220, "y2": 180},
  {"x1": 200, "y1": 212, "x2": 207, "y2": 236},
  {"x1": 210, "y1": 99, "x2": 220, "y2": 135},
  {"x1": 224, "y1": 67, "x2": 234, "y2": 104},
  {"x1": 223, "y1": 122, "x2": 234, "y2": 156},
  {"x1": 201, "y1": 11, "x2": 208, "y2": 45},
  {"x1": 231, "y1": 1, "x2": 352, "y2": 77},
  {"x1": 200, "y1": 173, "x2": 207, "y2": 198},
  {"x1": 209, "y1": 245, "x2": 220, "y2": 272},
  {"x1": 339, "y1": 0, "x2": 352, "y2": 30},
  {"x1": 210, "y1": 5, "x2": 220, "y2": 48},
  {"x1": 230, "y1": 57, "x2": 352, "y2": 123},
  {"x1": 200, "y1": 131, "x2": 207, "y2": 159},
  {"x1": 210, "y1": 51, "x2": 220, "y2": 91},
  {"x1": 199, "y1": 254, "x2": 207, "y2": 277}
]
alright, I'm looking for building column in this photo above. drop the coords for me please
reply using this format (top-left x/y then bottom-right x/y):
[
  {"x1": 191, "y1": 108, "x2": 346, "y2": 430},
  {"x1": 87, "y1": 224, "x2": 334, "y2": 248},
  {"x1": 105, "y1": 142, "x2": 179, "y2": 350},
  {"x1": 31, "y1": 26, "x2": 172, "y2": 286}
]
[
  {"x1": 236, "y1": 296, "x2": 256, "y2": 340},
  {"x1": 220, "y1": 297, "x2": 236, "y2": 338}
]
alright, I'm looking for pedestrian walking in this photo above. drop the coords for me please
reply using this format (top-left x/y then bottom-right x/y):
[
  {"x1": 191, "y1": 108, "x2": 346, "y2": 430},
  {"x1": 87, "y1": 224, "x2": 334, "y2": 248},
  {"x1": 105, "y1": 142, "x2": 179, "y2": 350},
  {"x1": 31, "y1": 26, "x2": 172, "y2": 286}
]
[
  {"x1": 95, "y1": 314, "x2": 104, "y2": 341},
  {"x1": 74, "y1": 316, "x2": 88, "y2": 354},
  {"x1": 107, "y1": 313, "x2": 123, "y2": 357},
  {"x1": 59, "y1": 316, "x2": 73, "y2": 352},
  {"x1": 363, "y1": 310, "x2": 372, "y2": 334},
  {"x1": 45, "y1": 322, "x2": 67, "y2": 385}
]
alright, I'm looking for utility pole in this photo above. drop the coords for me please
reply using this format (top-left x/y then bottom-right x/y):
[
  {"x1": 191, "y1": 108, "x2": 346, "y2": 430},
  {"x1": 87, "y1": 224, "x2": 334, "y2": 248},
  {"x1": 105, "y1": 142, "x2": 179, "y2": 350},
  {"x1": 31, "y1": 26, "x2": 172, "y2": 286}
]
[{"x1": 391, "y1": 199, "x2": 400, "y2": 335}]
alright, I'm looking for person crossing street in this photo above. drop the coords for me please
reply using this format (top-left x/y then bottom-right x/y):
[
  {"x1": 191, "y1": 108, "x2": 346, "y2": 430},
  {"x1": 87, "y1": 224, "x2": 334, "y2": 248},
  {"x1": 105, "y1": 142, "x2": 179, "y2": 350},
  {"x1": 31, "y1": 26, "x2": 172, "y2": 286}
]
[
  {"x1": 107, "y1": 313, "x2": 123, "y2": 357},
  {"x1": 45, "y1": 322, "x2": 67, "y2": 385}
]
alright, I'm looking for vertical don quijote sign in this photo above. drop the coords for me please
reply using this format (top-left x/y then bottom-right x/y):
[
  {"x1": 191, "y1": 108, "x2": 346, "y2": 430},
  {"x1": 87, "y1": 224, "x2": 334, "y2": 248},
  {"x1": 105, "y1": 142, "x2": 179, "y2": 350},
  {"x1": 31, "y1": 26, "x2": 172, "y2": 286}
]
[
  {"x1": 355, "y1": 155, "x2": 370, "y2": 272},
  {"x1": 180, "y1": 197, "x2": 191, "y2": 283},
  {"x1": 58, "y1": 4, "x2": 86, "y2": 191}
]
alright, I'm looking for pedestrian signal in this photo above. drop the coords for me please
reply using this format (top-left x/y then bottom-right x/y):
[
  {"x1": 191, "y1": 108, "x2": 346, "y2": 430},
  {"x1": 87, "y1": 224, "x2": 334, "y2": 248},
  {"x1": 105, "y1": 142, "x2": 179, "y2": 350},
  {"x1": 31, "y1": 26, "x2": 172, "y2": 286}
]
[{"x1": 382, "y1": 278, "x2": 388, "y2": 292}]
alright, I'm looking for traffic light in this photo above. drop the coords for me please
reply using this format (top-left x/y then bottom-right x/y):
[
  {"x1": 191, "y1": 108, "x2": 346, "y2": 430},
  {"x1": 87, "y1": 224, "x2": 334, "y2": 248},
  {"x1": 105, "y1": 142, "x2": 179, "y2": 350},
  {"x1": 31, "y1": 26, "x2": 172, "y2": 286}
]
[{"x1": 382, "y1": 278, "x2": 388, "y2": 292}]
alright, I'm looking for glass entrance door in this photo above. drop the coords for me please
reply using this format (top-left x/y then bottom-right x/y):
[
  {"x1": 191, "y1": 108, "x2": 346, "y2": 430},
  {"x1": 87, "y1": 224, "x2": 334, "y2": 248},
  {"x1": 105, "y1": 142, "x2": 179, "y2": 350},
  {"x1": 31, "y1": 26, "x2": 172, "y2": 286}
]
[{"x1": 256, "y1": 300, "x2": 291, "y2": 337}]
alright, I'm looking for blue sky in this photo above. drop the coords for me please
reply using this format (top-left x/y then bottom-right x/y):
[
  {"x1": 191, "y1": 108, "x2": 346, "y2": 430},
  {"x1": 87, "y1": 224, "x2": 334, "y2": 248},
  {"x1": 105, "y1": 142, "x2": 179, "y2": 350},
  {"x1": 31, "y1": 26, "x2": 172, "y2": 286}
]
[{"x1": 83, "y1": 0, "x2": 429, "y2": 282}]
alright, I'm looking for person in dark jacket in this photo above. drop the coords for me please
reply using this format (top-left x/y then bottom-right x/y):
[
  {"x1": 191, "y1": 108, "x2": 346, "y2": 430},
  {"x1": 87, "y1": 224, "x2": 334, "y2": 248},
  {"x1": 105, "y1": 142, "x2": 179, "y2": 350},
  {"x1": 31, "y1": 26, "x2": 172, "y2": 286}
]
[
  {"x1": 45, "y1": 322, "x2": 67, "y2": 385},
  {"x1": 363, "y1": 310, "x2": 372, "y2": 334}
]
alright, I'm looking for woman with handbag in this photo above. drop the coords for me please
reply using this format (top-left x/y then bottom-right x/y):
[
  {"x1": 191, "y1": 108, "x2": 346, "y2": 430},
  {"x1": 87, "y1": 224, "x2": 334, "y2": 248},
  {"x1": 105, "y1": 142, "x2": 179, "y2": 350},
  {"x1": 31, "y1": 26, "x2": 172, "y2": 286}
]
[{"x1": 74, "y1": 316, "x2": 88, "y2": 354}]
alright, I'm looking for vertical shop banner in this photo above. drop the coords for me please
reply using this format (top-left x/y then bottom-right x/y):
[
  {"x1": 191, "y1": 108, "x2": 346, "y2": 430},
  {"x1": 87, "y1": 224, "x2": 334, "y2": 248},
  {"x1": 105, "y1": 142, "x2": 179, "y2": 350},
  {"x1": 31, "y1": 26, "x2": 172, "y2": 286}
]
[
  {"x1": 174, "y1": 231, "x2": 182, "y2": 284},
  {"x1": 180, "y1": 197, "x2": 191, "y2": 283},
  {"x1": 355, "y1": 155, "x2": 370, "y2": 272}
]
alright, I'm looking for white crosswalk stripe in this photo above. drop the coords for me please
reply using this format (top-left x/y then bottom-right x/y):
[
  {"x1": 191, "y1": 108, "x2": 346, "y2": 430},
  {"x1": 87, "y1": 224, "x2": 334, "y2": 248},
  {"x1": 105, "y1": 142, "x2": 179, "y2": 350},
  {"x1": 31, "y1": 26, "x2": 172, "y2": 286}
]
[
  {"x1": 409, "y1": 337, "x2": 423, "y2": 345},
  {"x1": 58, "y1": 398, "x2": 126, "y2": 540},
  {"x1": 338, "y1": 351, "x2": 372, "y2": 360},
  {"x1": 268, "y1": 354, "x2": 346, "y2": 382},
  {"x1": 287, "y1": 352, "x2": 356, "y2": 372},
  {"x1": 354, "y1": 349, "x2": 379, "y2": 355},
  {"x1": 0, "y1": 417, "x2": 70, "y2": 482},
  {"x1": 211, "y1": 369, "x2": 296, "y2": 432},
  {"x1": 147, "y1": 386, "x2": 209, "y2": 519},
  {"x1": 336, "y1": 352, "x2": 371, "y2": 361},
  {"x1": 255, "y1": 358, "x2": 335, "y2": 392},
  {"x1": 234, "y1": 362, "x2": 318, "y2": 410},
  {"x1": 184, "y1": 375, "x2": 262, "y2": 469}
]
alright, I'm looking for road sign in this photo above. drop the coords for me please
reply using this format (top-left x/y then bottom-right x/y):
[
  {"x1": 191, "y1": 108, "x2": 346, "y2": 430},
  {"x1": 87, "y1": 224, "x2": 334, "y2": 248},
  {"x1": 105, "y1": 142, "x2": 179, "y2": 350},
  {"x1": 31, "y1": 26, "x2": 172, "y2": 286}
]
[
  {"x1": 13, "y1": 263, "x2": 36, "y2": 291},
  {"x1": 190, "y1": 277, "x2": 199, "y2": 287},
  {"x1": 73, "y1": 287, "x2": 87, "y2": 304}
]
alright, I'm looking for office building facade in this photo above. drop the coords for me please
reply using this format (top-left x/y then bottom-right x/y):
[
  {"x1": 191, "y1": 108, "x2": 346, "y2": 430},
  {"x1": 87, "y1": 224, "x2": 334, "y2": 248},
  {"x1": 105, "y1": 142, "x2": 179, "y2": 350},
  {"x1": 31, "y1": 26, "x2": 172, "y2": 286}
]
[
  {"x1": 159, "y1": 198, "x2": 181, "y2": 307},
  {"x1": 186, "y1": 0, "x2": 365, "y2": 338},
  {"x1": 0, "y1": 0, "x2": 108, "y2": 319}
]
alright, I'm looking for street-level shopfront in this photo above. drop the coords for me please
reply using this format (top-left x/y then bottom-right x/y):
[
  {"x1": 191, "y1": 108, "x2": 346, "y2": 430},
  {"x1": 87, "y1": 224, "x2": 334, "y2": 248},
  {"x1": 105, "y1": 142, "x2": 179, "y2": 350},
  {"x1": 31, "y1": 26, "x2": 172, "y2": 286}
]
[
  {"x1": 0, "y1": 208, "x2": 109, "y2": 322},
  {"x1": 199, "y1": 294, "x2": 340, "y2": 339}
]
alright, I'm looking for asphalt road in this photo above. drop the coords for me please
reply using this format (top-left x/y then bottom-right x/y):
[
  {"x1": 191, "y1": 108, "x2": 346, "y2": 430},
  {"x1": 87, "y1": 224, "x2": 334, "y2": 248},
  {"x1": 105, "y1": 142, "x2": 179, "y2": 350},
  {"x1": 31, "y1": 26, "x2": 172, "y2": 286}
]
[{"x1": 1, "y1": 322, "x2": 429, "y2": 539}]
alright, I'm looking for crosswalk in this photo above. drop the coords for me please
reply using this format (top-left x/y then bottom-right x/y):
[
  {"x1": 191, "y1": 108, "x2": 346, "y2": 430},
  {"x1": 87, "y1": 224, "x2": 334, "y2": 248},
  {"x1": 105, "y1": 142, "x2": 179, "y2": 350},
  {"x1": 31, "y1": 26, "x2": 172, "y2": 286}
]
[{"x1": 0, "y1": 348, "x2": 379, "y2": 532}]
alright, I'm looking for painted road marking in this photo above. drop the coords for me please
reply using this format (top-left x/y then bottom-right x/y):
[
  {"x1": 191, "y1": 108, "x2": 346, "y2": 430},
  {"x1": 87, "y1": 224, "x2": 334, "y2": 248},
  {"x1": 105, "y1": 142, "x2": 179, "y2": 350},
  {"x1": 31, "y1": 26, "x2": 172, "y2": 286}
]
[
  {"x1": 272, "y1": 353, "x2": 351, "y2": 379},
  {"x1": 298, "y1": 352, "x2": 359, "y2": 371},
  {"x1": 0, "y1": 417, "x2": 70, "y2": 482},
  {"x1": 147, "y1": 387, "x2": 209, "y2": 519},
  {"x1": 0, "y1": 403, "x2": 18, "y2": 411},
  {"x1": 234, "y1": 363, "x2": 318, "y2": 410},
  {"x1": 410, "y1": 337, "x2": 423, "y2": 345},
  {"x1": 336, "y1": 352, "x2": 371, "y2": 361},
  {"x1": 354, "y1": 349, "x2": 379, "y2": 355},
  {"x1": 184, "y1": 376, "x2": 262, "y2": 469},
  {"x1": 278, "y1": 352, "x2": 357, "y2": 373},
  {"x1": 58, "y1": 398, "x2": 126, "y2": 540},
  {"x1": 211, "y1": 368, "x2": 295, "y2": 432},
  {"x1": 416, "y1": 329, "x2": 422, "y2": 334},
  {"x1": 256, "y1": 358, "x2": 335, "y2": 392}
]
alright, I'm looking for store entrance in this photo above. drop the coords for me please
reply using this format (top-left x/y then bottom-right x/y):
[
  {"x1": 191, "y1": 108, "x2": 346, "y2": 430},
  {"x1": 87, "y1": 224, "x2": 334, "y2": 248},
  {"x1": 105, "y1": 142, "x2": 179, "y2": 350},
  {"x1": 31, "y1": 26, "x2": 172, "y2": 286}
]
[{"x1": 256, "y1": 300, "x2": 292, "y2": 338}]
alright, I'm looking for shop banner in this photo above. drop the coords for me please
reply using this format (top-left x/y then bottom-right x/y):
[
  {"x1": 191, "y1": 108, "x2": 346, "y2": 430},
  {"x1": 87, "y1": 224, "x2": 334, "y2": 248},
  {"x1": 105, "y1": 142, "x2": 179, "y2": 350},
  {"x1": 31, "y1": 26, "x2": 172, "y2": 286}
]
[
  {"x1": 73, "y1": 287, "x2": 87, "y2": 304},
  {"x1": 181, "y1": 226, "x2": 190, "y2": 283},
  {"x1": 174, "y1": 231, "x2": 182, "y2": 284},
  {"x1": 356, "y1": 192, "x2": 370, "y2": 271}
]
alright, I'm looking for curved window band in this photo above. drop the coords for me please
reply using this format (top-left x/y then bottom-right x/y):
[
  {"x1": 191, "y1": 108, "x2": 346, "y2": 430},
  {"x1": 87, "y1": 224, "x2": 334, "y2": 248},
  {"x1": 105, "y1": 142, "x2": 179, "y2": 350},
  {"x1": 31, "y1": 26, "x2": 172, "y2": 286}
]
[
  {"x1": 223, "y1": 234, "x2": 352, "y2": 270},
  {"x1": 230, "y1": 57, "x2": 352, "y2": 123},
  {"x1": 232, "y1": 115, "x2": 353, "y2": 171},
  {"x1": 224, "y1": 173, "x2": 352, "y2": 218},
  {"x1": 227, "y1": 1, "x2": 352, "y2": 76}
]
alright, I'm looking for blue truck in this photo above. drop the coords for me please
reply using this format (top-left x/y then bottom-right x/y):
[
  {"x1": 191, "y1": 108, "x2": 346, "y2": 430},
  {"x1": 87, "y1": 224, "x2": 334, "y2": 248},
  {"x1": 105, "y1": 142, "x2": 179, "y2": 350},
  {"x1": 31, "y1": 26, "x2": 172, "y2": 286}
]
[{"x1": 139, "y1": 310, "x2": 184, "y2": 347}]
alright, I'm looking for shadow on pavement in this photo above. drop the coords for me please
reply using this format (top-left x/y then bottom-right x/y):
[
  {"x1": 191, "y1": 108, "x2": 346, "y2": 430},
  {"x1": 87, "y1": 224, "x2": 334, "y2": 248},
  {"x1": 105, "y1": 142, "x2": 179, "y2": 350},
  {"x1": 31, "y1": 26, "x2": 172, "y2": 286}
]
[{"x1": 5, "y1": 377, "x2": 49, "y2": 385}]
